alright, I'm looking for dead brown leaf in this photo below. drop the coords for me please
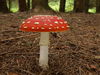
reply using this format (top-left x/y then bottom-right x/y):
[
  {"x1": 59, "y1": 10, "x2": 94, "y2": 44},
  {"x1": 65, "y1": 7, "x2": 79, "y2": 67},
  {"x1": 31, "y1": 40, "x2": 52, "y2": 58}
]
[{"x1": 7, "y1": 72, "x2": 20, "y2": 75}]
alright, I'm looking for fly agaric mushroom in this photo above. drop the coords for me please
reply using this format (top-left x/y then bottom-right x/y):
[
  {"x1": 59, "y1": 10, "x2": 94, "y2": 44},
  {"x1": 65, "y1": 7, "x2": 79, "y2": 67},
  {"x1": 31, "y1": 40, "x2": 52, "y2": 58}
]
[{"x1": 20, "y1": 15, "x2": 69, "y2": 70}]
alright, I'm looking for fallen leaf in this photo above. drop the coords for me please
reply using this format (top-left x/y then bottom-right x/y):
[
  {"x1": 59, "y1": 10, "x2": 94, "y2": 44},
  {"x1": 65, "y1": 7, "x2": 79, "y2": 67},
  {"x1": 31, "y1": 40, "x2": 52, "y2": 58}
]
[
  {"x1": 90, "y1": 65, "x2": 96, "y2": 69},
  {"x1": 94, "y1": 56, "x2": 100, "y2": 59},
  {"x1": 7, "y1": 72, "x2": 19, "y2": 75}
]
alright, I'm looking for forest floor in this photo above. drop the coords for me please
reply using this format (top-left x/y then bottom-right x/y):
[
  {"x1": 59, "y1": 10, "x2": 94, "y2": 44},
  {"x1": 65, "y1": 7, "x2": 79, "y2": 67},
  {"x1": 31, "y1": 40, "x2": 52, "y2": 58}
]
[{"x1": 0, "y1": 12, "x2": 100, "y2": 75}]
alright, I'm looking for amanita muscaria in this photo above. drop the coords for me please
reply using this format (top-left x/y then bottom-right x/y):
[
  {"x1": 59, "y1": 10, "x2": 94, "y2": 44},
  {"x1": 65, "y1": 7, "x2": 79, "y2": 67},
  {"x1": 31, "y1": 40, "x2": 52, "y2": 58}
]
[{"x1": 20, "y1": 15, "x2": 69, "y2": 70}]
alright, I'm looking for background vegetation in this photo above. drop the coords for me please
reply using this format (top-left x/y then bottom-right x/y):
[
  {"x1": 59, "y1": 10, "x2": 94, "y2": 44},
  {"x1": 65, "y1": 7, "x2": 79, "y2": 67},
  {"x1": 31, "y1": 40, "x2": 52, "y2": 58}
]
[{"x1": 5, "y1": 0, "x2": 97, "y2": 13}]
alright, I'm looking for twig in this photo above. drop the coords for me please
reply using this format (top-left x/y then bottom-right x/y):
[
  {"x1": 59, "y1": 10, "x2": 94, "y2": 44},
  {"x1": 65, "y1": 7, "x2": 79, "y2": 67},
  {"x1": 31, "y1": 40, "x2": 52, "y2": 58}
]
[
  {"x1": 39, "y1": 70, "x2": 48, "y2": 75},
  {"x1": 0, "y1": 33, "x2": 38, "y2": 43},
  {"x1": 94, "y1": 56, "x2": 100, "y2": 59},
  {"x1": 0, "y1": 52, "x2": 57, "y2": 55},
  {"x1": 79, "y1": 67, "x2": 82, "y2": 75},
  {"x1": 0, "y1": 67, "x2": 35, "y2": 75},
  {"x1": 79, "y1": 66, "x2": 86, "y2": 75},
  {"x1": 18, "y1": 68, "x2": 35, "y2": 75}
]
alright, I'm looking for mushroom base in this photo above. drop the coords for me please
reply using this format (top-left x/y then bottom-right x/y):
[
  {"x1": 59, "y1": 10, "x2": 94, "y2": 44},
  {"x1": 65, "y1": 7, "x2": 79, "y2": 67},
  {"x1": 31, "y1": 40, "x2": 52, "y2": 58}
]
[{"x1": 39, "y1": 46, "x2": 49, "y2": 70}]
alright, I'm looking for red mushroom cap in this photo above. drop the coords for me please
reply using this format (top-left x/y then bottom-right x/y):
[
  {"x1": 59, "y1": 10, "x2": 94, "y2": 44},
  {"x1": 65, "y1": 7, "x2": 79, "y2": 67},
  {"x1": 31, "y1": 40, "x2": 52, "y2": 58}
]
[{"x1": 20, "y1": 15, "x2": 69, "y2": 32}]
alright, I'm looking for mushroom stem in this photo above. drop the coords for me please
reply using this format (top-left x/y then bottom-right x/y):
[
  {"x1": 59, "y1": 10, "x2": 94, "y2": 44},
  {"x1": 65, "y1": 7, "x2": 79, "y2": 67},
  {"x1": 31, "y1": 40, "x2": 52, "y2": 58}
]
[{"x1": 39, "y1": 32, "x2": 49, "y2": 69}]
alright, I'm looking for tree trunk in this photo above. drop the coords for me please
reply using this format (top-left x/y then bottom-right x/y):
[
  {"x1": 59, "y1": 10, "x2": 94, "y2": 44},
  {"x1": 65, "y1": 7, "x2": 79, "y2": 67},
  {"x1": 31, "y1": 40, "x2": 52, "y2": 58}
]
[
  {"x1": 84, "y1": 0, "x2": 89, "y2": 13},
  {"x1": 19, "y1": 0, "x2": 27, "y2": 12},
  {"x1": 8, "y1": 0, "x2": 11, "y2": 11},
  {"x1": 89, "y1": 0, "x2": 96, "y2": 8},
  {"x1": 96, "y1": 0, "x2": 100, "y2": 13},
  {"x1": 0, "y1": 0, "x2": 9, "y2": 13},
  {"x1": 59, "y1": 0, "x2": 66, "y2": 12},
  {"x1": 74, "y1": 0, "x2": 84, "y2": 12},
  {"x1": 32, "y1": 0, "x2": 51, "y2": 12},
  {"x1": 74, "y1": 0, "x2": 89, "y2": 13},
  {"x1": 27, "y1": 0, "x2": 30, "y2": 10}
]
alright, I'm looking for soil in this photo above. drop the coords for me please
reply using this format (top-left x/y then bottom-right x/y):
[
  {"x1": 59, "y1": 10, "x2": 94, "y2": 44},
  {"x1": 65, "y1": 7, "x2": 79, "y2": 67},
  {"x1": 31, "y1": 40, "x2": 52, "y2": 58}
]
[{"x1": 0, "y1": 11, "x2": 100, "y2": 75}]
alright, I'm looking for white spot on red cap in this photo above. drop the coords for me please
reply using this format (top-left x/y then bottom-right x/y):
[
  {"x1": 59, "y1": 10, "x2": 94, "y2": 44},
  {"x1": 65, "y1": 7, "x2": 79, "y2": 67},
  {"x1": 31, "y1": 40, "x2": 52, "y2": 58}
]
[
  {"x1": 67, "y1": 26, "x2": 70, "y2": 27},
  {"x1": 62, "y1": 26, "x2": 65, "y2": 28},
  {"x1": 49, "y1": 28, "x2": 52, "y2": 29},
  {"x1": 48, "y1": 20, "x2": 50, "y2": 22},
  {"x1": 50, "y1": 24, "x2": 53, "y2": 26},
  {"x1": 35, "y1": 18, "x2": 39, "y2": 19},
  {"x1": 37, "y1": 27, "x2": 39, "y2": 29},
  {"x1": 56, "y1": 27, "x2": 59, "y2": 29},
  {"x1": 28, "y1": 16, "x2": 33, "y2": 19},
  {"x1": 54, "y1": 21, "x2": 58, "y2": 24},
  {"x1": 27, "y1": 21, "x2": 31, "y2": 23},
  {"x1": 24, "y1": 26, "x2": 27, "y2": 29},
  {"x1": 32, "y1": 27, "x2": 34, "y2": 29},
  {"x1": 64, "y1": 21, "x2": 67, "y2": 23},
  {"x1": 34, "y1": 22, "x2": 39, "y2": 25},
  {"x1": 44, "y1": 24, "x2": 47, "y2": 25},
  {"x1": 60, "y1": 22, "x2": 63, "y2": 24},
  {"x1": 41, "y1": 27, "x2": 45, "y2": 29},
  {"x1": 22, "y1": 21, "x2": 25, "y2": 24},
  {"x1": 58, "y1": 17, "x2": 62, "y2": 20}
]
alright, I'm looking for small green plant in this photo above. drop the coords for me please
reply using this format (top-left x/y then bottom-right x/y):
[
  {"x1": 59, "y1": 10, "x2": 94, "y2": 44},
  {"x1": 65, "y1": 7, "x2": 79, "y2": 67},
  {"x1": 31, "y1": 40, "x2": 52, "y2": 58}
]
[{"x1": 89, "y1": 7, "x2": 96, "y2": 13}]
